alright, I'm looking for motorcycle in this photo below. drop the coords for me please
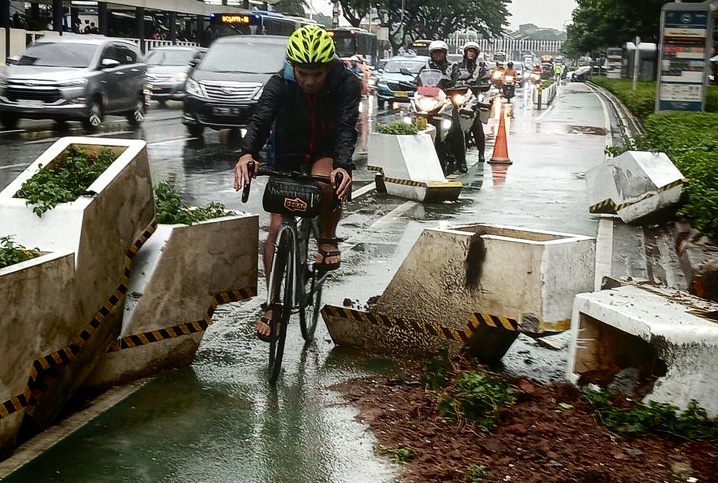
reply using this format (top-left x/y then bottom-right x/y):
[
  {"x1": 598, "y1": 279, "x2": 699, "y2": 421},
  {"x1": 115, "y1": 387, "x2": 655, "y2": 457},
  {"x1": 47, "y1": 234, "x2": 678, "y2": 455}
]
[
  {"x1": 409, "y1": 69, "x2": 476, "y2": 175},
  {"x1": 501, "y1": 73, "x2": 516, "y2": 102},
  {"x1": 464, "y1": 75, "x2": 494, "y2": 149}
]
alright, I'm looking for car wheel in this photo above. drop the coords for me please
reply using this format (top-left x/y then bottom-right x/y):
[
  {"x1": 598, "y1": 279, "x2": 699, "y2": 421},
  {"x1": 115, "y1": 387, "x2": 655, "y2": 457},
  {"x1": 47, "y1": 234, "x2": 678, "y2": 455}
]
[
  {"x1": 127, "y1": 96, "x2": 145, "y2": 127},
  {"x1": 187, "y1": 123, "x2": 204, "y2": 137},
  {"x1": 0, "y1": 114, "x2": 19, "y2": 129},
  {"x1": 83, "y1": 99, "x2": 103, "y2": 130}
]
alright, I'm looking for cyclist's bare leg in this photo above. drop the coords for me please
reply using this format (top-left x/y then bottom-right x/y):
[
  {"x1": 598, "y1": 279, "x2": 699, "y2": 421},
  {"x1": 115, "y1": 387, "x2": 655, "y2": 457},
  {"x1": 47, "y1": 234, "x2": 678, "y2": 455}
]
[
  {"x1": 257, "y1": 213, "x2": 282, "y2": 338},
  {"x1": 312, "y1": 157, "x2": 341, "y2": 267}
]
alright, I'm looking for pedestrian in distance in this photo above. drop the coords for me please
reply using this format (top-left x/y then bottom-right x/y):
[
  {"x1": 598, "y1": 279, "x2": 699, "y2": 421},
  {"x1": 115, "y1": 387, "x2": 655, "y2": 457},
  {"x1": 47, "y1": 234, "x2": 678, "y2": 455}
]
[{"x1": 234, "y1": 25, "x2": 361, "y2": 342}]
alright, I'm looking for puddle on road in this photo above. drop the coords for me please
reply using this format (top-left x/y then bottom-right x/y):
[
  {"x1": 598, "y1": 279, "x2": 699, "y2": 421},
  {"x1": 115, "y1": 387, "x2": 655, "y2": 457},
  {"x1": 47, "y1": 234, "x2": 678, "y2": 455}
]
[{"x1": 531, "y1": 123, "x2": 608, "y2": 136}]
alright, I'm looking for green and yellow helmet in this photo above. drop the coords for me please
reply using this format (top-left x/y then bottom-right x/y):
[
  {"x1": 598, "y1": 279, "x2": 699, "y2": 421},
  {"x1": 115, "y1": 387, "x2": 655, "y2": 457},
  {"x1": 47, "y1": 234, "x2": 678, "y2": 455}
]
[{"x1": 286, "y1": 25, "x2": 336, "y2": 66}]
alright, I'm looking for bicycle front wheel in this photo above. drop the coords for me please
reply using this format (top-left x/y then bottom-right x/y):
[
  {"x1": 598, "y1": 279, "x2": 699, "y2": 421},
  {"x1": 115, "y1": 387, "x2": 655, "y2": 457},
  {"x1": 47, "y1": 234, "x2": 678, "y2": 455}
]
[
  {"x1": 299, "y1": 276, "x2": 322, "y2": 343},
  {"x1": 268, "y1": 230, "x2": 293, "y2": 384}
]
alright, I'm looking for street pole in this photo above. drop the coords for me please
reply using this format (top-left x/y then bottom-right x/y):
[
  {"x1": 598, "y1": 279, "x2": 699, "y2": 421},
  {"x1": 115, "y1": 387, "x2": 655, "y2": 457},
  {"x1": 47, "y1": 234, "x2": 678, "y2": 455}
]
[
  {"x1": 400, "y1": 0, "x2": 404, "y2": 49},
  {"x1": 332, "y1": 0, "x2": 339, "y2": 28},
  {"x1": 632, "y1": 36, "x2": 641, "y2": 91}
]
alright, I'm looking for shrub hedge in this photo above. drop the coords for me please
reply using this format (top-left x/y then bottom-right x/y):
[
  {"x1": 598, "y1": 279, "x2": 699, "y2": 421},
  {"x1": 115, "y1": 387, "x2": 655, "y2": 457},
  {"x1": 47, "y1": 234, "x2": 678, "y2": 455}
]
[{"x1": 589, "y1": 77, "x2": 718, "y2": 240}]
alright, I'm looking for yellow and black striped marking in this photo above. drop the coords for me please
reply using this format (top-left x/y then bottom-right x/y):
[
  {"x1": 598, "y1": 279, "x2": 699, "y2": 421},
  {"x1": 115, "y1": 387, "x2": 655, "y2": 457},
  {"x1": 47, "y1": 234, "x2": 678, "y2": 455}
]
[
  {"x1": 322, "y1": 306, "x2": 520, "y2": 345},
  {"x1": 383, "y1": 176, "x2": 427, "y2": 188},
  {"x1": 614, "y1": 178, "x2": 687, "y2": 212},
  {"x1": 0, "y1": 221, "x2": 157, "y2": 420},
  {"x1": 589, "y1": 198, "x2": 617, "y2": 214},
  {"x1": 367, "y1": 165, "x2": 383, "y2": 173},
  {"x1": 108, "y1": 286, "x2": 257, "y2": 351}
]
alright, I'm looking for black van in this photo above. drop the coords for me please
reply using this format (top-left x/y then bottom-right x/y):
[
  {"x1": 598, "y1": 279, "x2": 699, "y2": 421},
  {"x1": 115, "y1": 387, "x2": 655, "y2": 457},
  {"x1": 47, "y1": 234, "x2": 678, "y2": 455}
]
[{"x1": 182, "y1": 35, "x2": 288, "y2": 137}]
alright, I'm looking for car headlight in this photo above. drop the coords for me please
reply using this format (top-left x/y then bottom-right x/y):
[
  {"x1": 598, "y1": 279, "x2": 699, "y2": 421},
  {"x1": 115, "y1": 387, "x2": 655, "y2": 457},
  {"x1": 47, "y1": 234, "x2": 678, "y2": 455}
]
[
  {"x1": 417, "y1": 97, "x2": 441, "y2": 113},
  {"x1": 171, "y1": 72, "x2": 187, "y2": 83},
  {"x1": 185, "y1": 77, "x2": 205, "y2": 97},
  {"x1": 58, "y1": 78, "x2": 88, "y2": 87}
]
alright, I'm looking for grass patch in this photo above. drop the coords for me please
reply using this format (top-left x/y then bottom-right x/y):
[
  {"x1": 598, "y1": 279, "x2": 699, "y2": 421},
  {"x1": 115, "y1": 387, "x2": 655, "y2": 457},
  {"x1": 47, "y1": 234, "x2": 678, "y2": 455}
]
[
  {"x1": 465, "y1": 464, "x2": 488, "y2": 483},
  {"x1": 0, "y1": 236, "x2": 41, "y2": 270},
  {"x1": 377, "y1": 120, "x2": 419, "y2": 135},
  {"x1": 583, "y1": 387, "x2": 718, "y2": 441},
  {"x1": 378, "y1": 446, "x2": 415, "y2": 464},
  {"x1": 154, "y1": 181, "x2": 235, "y2": 225},
  {"x1": 14, "y1": 146, "x2": 117, "y2": 217}
]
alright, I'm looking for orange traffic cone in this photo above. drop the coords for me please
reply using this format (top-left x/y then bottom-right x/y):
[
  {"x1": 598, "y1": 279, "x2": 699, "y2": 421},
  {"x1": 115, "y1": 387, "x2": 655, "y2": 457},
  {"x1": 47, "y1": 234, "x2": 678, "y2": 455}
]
[
  {"x1": 491, "y1": 164, "x2": 509, "y2": 186},
  {"x1": 489, "y1": 109, "x2": 512, "y2": 165}
]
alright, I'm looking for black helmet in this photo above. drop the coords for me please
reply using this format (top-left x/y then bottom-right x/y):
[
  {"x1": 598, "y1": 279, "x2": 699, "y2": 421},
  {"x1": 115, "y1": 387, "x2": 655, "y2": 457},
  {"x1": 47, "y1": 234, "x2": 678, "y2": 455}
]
[{"x1": 507, "y1": 61, "x2": 514, "y2": 69}]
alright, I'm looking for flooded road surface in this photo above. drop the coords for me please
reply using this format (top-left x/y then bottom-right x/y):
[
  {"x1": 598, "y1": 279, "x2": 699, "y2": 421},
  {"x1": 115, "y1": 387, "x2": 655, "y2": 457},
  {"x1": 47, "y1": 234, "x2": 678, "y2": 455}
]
[{"x1": 1, "y1": 82, "x2": 610, "y2": 481}]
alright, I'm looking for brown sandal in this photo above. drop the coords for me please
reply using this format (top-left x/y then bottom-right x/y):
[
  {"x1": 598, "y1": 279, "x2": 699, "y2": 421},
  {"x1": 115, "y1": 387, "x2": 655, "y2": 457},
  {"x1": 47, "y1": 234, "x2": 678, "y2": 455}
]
[
  {"x1": 256, "y1": 316, "x2": 273, "y2": 343},
  {"x1": 314, "y1": 237, "x2": 342, "y2": 271}
]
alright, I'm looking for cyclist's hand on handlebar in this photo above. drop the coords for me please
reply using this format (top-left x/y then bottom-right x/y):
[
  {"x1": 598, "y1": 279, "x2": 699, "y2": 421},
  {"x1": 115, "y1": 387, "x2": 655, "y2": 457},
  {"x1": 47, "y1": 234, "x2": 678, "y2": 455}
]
[
  {"x1": 331, "y1": 167, "x2": 351, "y2": 202},
  {"x1": 234, "y1": 154, "x2": 258, "y2": 191}
]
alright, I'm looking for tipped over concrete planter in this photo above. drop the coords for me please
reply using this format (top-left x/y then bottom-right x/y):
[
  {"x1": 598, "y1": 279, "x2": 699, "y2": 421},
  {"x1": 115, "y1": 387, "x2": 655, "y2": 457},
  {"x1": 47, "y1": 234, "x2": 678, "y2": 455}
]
[
  {"x1": 0, "y1": 250, "x2": 76, "y2": 458},
  {"x1": 0, "y1": 137, "x2": 154, "y2": 429},
  {"x1": 323, "y1": 224, "x2": 595, "y2": 362},
  {"x1": 83, "y1": 213, "x2": 259, "y2": 389},
  {"x1": 368, "y1": 130, "x2": 462, "y2": 202}
]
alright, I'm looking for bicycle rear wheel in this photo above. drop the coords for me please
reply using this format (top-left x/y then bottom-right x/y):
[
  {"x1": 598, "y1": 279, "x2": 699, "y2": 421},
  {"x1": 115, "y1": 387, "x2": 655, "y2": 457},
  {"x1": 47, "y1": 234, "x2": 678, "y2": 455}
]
[{"x1": 268, "y1": 230, "x2": 293, "y2": 384}]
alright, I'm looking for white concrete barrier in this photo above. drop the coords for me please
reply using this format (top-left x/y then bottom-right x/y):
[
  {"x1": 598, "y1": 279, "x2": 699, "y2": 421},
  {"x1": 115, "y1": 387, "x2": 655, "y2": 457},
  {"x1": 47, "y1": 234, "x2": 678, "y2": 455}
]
[
  {"x1": 0, "y1": 250, "x2": 75, "y2": 457},
  {"x1": 586, "y1": 150, "x2": 686, "y2": 223},
  {"x1": 323, "y1": 223, "x2": 595, "y2": 362},
  {"x1": 368, "y1": 130, "x2": 462, "y2": 202},
  {"x1": 0, "y1": 137, "x2": 154, "y2": 428},
  {"x1": 532, "y1": 81, "x2": 557, "y2": 108},
  {"x1": 567, "y1": 283, "x2": 718, "y2": 417},
  {"x1": 84, "y1": 214, "x2": 259, "y2": 389}
]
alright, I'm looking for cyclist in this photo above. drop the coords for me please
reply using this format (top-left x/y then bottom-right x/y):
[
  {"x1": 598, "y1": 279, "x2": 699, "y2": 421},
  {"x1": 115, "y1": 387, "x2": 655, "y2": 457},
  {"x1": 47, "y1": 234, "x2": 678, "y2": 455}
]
[{"x1": 234, "y1": 25, "x2": 361, "y2": 341}]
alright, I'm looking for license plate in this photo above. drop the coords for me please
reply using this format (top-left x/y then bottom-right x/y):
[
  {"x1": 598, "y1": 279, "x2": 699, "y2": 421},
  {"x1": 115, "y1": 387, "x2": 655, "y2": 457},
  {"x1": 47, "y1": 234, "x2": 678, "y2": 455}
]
[
  {"x1": 18, "y1": 99, "x2": 44, "y2": 108},
  {"x1": 394, "y1": 91, "x2": 409, "y2": 99},
  {"x1": 213, "y1": 106, "x2": 239, "y2": 116}
]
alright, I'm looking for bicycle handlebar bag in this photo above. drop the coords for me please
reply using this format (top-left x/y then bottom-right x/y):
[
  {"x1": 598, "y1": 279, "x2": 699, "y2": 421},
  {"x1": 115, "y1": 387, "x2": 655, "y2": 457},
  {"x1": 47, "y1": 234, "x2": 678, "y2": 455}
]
[{"x1": 262, "y1": 176, "x2": 324, "y2": 218}]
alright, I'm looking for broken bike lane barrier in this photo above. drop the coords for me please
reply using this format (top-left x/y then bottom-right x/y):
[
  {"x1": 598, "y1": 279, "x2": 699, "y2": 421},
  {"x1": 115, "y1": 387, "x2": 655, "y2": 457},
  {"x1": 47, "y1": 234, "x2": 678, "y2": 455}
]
[
  {"x1": 586, "y1": 150, "x2": 687, "y2": 223},
  {"x1": 322, "y1": 224, "x2": 595, "y2": 362},
  {"x1": 0, "y1": 137, "x2": 154, "y2": 449},
  {"x1": 566, "y1": 280, "x2": 718, "y2": 417},
  {"x1": 367, "y1": 127, "x2": 463, "y2": 203}
]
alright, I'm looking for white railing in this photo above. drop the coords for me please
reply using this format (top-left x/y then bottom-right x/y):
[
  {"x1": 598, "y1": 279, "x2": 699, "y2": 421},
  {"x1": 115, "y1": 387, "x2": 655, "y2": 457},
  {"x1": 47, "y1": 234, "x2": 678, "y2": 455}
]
[{"x1": 446, "y1": 36, "x2": 564, "y2": 60}]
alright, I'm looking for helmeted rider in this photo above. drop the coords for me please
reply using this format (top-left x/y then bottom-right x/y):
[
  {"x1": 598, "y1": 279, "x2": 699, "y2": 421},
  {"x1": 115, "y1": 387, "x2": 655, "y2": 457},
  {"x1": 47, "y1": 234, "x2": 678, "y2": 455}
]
[
  {"x1": 418, "y1": 40, "x2": 460, "y2": 85},
  {"x1": 458, "y1": 41, "x2": 488, "y2": 164},
  {"x1": 234, "y1": 25, "x2": 361, "y2": 342}
]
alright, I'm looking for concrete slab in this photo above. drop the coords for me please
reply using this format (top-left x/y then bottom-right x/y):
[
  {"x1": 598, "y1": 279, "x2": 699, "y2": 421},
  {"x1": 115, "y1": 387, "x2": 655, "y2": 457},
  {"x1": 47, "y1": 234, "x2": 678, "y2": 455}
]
[{"x1": 567, "y1": 284, "x2": 718, "y2": 416}]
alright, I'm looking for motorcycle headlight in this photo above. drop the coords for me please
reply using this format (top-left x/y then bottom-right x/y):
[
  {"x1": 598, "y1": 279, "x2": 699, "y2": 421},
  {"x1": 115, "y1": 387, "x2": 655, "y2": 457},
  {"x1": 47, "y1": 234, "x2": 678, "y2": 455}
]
[
  {"x1": 185, "y1": 77, "x2": 205, "y2": 98},
  {"x1": 492, "y1": 71, "x2": 503, "y2": 81},
  {"x1": 451, "y1": 93, "x2": 466, "y2": 107},
  {"x1": 417, "y1": 97, "x2": 441, "y2": 113},
  {"x1": 504, "y1": 75, "x2": 514, "y2": 83},
  {"x1": 441, "y1": 119, "x2": 452, "y2": 130},
  {"x1": 58, "y1": 78, "x2": 88, "y2": 87},
  {"x1": 171, "y1": 72, "x2": 187, "y2": 83}
]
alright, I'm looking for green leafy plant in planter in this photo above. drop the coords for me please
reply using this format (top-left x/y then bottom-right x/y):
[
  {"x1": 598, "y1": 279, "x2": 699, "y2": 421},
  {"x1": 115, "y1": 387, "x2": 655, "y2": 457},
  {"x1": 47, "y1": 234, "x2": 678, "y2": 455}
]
[
  {"x1": 154, "y1": 181, "x2": 235, "y2": 225},
  {"x1": 377, "y1": 121, "x2": 420, "y2": 135},
  {"x1": 0, "y1": 236, "x2": 41, "y2": 270},
  {"x1": 14, "y1": 146, "x2": 117, "y2": 217}
]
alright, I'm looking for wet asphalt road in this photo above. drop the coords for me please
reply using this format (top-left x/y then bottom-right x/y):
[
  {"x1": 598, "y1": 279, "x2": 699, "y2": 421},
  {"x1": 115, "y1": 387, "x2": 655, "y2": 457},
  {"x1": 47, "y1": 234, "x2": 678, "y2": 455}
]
[{"x1": 1, "y1": 83, "x2": 613, "y2": 482}]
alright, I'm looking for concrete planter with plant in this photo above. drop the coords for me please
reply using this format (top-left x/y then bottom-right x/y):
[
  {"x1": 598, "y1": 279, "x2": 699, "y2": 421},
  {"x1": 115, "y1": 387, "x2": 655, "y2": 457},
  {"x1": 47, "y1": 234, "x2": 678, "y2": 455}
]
[
  {"x1": 0, "y1": 137, "x2": 154, "y2": 429},
  {"x1": 84, "y1": 182, "x2": 259, "y2": 389},
  {"x1": 368, "y1": 121, "x2": 462, "y2": 202}
]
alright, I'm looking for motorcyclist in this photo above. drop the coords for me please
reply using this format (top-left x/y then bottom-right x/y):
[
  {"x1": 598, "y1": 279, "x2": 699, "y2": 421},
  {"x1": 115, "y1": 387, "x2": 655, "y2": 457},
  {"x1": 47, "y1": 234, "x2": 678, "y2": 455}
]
[
  {"x1": 417, "y1": 40, "x2": 460, "y2": 85},
  {"x1": 458, "y1": 41, "x2": 489, "y2": 164},
  {"x1": 490, "y1": 61, "x2": 506, "y2": 87},
  {"x1": 503, "y1": 62, "x2": 518, "y2": 84}
]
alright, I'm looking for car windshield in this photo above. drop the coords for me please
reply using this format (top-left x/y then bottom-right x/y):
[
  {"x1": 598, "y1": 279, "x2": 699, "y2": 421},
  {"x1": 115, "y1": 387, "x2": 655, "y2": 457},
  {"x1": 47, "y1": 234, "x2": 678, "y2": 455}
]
[
  {"x1": 199, "y1": 42, "x2": 286, "y2": 74},
  {"x1": 18, "y1": 42, "x2": 97, "y2": 68},
  {"x1": 383, "y1": 59, "x2": 424, "y2": 74},
  {"x1": 146, "y1": 49, "x2": 195, "y2": 66}
]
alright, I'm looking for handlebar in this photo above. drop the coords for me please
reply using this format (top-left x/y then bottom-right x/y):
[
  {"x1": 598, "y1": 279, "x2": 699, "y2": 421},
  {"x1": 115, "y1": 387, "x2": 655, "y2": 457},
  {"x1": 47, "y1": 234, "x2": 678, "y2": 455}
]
[{"x1": 241, "y1": 161, "x2": 344, "y2": 205}]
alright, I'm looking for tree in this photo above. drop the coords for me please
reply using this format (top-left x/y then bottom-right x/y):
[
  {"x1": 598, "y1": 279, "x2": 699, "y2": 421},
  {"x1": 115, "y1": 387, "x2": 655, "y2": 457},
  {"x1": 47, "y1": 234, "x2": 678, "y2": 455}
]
[
  {"x1": 564, "y1": 0, "x2": 705, "y2": 58},
  {"x1": 338, "y1": 0, "x2": 510, "y2": 53}
]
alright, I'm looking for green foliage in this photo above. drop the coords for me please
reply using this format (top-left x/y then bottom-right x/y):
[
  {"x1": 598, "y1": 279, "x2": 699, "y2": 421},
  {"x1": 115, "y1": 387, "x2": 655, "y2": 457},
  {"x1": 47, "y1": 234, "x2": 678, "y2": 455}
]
[
  {"x1": 583, "y1": 387, "x2": 718, "y2": 440},
  {"x1": 0, "y1": 236, "x2": 41, "y2": 270},
  {"x1": 465, "y1": 464, "x2": 487, "y2": 483},
  {"x1": 377, "y1": 121, "x2": 419, "y2": 135},
  {"x1": 337, "y1": 0, "x2": 510, "y2": 53},
  {"x1": 14, "y1": 146, "x2": 117, "y2": 217},
  {"x1": 154, "y1": 181, "x2": 235, "y2": 225},
  {"x1": 421, "y1": 347, "x2": 451, "y2": 390},
  {"x1": 436, "y1": 370, "x2": 515, "y2": 432},
  {"x1": 540, "y1": 79, "x2": 555, "y2": 90},
  {"x1": 378, "y1": 446, "x2": 415, "y2": 465}
]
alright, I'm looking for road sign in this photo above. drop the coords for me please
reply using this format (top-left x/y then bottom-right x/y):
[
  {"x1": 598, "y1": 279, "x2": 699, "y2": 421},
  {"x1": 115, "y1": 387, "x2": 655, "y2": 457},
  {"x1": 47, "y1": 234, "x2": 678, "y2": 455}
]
[{"x1": 655, "y1": 3, "x2": 714, "y2": 112}]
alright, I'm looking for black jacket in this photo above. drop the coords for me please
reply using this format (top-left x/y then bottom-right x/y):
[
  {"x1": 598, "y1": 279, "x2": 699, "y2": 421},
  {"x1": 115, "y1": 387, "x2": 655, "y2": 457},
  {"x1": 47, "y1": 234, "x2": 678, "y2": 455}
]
[
  {"x1": 239, "y1": 58, "x2": 362, "y2": 171},
  {"x1": 418, "y1": 59, "x2": 460, "y2": 85}
]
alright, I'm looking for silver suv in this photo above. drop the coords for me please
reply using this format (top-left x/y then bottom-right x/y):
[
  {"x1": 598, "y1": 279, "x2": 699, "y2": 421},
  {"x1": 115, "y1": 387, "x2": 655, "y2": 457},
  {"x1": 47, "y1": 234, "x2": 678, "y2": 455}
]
[{"x1": 0, "y1": 36, "x2": 147, "y2": 130}]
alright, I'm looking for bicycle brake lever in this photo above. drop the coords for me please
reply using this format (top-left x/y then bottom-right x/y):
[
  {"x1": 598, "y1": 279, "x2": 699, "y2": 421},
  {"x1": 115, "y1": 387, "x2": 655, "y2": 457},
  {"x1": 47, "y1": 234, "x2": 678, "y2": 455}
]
[{"x1": 241, "y1": 161, "x2": 254, "y2": 203}]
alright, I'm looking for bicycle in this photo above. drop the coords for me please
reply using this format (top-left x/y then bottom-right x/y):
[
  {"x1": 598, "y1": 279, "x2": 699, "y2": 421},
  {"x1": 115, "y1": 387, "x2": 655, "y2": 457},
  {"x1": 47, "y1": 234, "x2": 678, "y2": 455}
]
[{"x1": 242, "y1": 162, "x2": 342, "y2": 384}]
